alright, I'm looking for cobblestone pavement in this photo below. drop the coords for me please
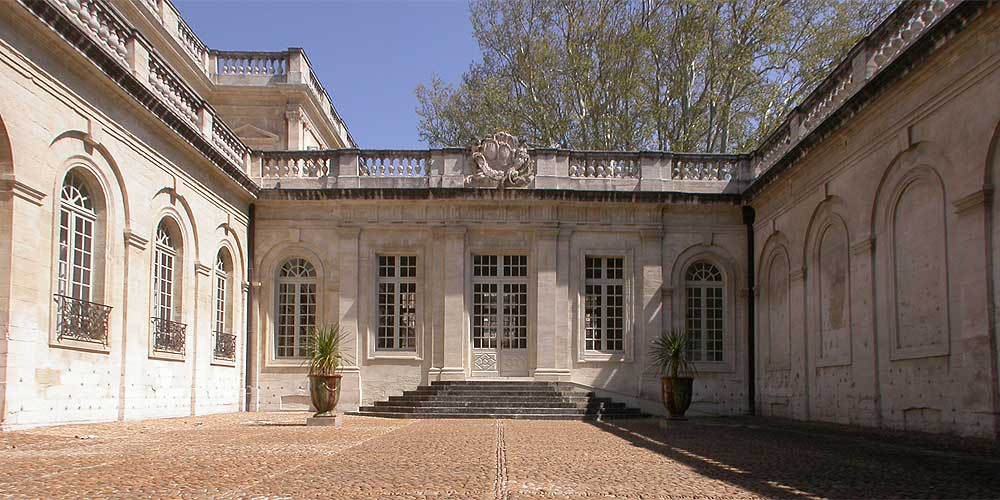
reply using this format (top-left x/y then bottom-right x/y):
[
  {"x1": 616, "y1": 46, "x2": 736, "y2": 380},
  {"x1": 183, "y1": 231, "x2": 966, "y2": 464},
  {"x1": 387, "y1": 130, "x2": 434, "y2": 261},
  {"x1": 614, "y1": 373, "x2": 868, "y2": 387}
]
[{"x1": 1, "y1": 413, "x2": 999, "y2": 499}]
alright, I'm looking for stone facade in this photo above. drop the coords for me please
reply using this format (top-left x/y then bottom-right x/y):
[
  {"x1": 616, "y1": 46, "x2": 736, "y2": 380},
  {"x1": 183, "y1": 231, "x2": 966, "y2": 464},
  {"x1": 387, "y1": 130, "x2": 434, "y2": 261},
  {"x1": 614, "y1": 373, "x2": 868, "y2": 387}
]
[{"x1": 0, "y1": 0, "x2": 998, "y2": 439}]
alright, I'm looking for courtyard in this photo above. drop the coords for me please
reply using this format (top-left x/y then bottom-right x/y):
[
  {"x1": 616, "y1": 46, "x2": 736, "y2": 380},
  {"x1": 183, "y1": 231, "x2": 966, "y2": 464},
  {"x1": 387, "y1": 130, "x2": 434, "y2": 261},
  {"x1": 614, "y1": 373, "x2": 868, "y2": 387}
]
[{"x1": 0, "y1": 413, "x2": 997, "y2": 499}]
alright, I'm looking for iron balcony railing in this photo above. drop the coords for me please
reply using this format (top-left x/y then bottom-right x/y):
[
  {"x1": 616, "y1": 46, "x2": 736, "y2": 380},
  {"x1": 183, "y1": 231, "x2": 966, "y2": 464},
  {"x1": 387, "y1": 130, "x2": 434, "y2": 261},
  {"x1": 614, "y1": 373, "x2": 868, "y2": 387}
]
[
  {"x1": 151, "y1": 317, "x2": 187, "y2": 354},
  {"x1": 213, "y1": 331, "x2": 236, "y2": 360},
  {"x1": 54, "y1": 294, "x2": 112, "y2": 345}
]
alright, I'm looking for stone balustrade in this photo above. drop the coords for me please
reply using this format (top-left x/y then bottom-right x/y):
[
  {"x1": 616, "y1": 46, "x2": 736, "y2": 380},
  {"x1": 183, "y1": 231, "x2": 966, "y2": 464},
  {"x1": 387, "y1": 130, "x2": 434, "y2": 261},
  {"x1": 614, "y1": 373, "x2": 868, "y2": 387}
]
[
  {"x1": 55, "y1": 0, "x2": 130, "y2": 65},
  {"x1": 148, "y1": 55, "x2": 200, "y2": 127},
  {"x1": 176, "y1": 16, "x2": 207, "y2": 67},
  {"x1": 753, "y1": 0, "x2": 959, "y2": 179},
  {"x1": 568, "y1": 152, "x2": 641, "y2": 179},
  {"x1": 257, "y1": 150, "x2": 340, "y2": 189},
  {"x1": 214, "y1": 51, "x2": 288, "y2": 77},
  {"x1": 359, "y1": 151, "x2": 431, "y2": 177},
  {"x1": 256, "y1": 148, "x2": 749, "y2": 193},
  {"x1": 672, "y1": 155, "x2": 740, "y2": 181},
  {"x1": 30, "y1": 0, "x2": 255, "y2": 191},
  {"x1": 212, "y1": 119, "x2": 249, "y2": 167},
  {"x1": 35, "y1": 0, "x2": 969, "y2": 195}
]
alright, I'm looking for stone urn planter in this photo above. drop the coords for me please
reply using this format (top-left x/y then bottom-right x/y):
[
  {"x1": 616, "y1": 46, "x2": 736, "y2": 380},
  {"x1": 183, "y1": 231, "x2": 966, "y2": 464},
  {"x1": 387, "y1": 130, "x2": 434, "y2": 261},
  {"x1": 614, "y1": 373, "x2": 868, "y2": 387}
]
[
  {"x1": 305, "y1": 324, "x2": 346, "y2": 425},
  {"x1": 660, "y1": 376, "x2": 693, "y2": 419},
  {"x1": 309, "y1": 373, "x2": 342, "y2": 417},
  {"x1": 650, "y1": 329, "x2": 697, "y2": 420}
]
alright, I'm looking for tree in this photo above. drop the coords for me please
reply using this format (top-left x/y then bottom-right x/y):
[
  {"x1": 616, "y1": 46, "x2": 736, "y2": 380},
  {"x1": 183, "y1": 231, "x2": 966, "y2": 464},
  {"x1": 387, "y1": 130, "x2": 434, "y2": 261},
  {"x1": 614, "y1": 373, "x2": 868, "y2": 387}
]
[{"x1": 414, "y1": 0, "x2": 893, "y2": 152}]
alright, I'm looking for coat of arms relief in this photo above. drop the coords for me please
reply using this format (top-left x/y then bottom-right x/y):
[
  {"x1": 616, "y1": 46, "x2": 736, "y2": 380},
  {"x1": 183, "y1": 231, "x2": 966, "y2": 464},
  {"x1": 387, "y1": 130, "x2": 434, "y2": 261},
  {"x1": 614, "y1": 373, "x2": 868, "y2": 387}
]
[{"x1": 465, "y1": 132, "x2": 536, "y2": 188}]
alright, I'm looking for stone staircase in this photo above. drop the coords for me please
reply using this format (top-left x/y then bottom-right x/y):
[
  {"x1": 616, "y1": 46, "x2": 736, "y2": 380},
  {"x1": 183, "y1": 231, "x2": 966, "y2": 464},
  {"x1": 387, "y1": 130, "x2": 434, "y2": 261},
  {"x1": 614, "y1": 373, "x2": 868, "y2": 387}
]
[{"x1": 349, "y1": 381, "x2": 648, "y2": 420}]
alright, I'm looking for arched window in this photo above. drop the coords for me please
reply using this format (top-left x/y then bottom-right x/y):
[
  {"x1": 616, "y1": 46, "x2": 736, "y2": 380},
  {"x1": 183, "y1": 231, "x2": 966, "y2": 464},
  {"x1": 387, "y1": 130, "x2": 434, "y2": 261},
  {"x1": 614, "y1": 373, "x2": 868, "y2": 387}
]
[
  {"x1": 54, "y1": 170, "x2": 111, "y2": 345},
  {"x1": 151, "y1": 219, "x2": 185, "y2": 354},
  {"x1": 275, "y1": 258, "x2": 317, "y2": 358},
  {"x1": 57, "y1": 171, "x2": 96, "y2": 300},
  {"x1": 685, "y1": 261, "x2": 724, "y2": 362},
  {"x1": 213, "y1": 249, "x2": 235, "y2": 360}
]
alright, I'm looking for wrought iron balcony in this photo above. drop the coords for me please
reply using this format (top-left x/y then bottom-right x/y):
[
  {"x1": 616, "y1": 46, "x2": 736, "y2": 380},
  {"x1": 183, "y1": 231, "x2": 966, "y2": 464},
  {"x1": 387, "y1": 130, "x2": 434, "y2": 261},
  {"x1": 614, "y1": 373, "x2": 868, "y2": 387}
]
[
  {"x1": 151, "y1": 317, "x2": 187, "y2": 354},
  {"x1": 213, "y1": 331, "x2": 237, "y2": 361},
  {"x1": 54, "y1": 294, "x2": 112, "y2": 345}
]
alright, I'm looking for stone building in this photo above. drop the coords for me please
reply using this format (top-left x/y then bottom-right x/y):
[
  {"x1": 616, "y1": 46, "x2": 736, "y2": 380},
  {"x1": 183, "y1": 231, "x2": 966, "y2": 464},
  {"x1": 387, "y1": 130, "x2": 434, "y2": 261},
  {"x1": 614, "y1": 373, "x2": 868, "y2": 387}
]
[{"x1": 0, "y1": 0, "x2": 997, "y2": 438}]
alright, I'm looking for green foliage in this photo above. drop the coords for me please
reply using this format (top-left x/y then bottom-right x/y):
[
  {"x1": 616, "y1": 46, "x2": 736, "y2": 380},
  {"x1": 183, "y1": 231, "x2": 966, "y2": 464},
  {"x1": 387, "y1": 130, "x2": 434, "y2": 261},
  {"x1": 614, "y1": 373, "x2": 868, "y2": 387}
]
[
  {"x1": 415, "y1": 0, "x2": 894, "y2": 152},
  {"x1": 650, "y1": 329, "x2": 696, "y2": 379},
  {"x1": 306, "y1": 324, "x2": 345, "y2": 376}
]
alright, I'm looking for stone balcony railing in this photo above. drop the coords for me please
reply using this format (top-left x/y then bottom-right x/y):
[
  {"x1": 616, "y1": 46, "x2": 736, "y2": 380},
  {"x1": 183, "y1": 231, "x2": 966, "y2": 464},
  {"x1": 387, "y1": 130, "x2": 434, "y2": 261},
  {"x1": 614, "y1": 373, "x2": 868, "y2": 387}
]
[
  {"x1": 253, "y1": 148, "x2": 750, "y2": 193},
  {"x1": 752, "y1": 0, "x2": 959, "y2": 179},
  {"x1": 33, "y1": 0, "x2": 256, "y2": 192},
  {"x1": 133, "y1": 0, "x2": 353, "y2": 148},
  {"x1": 26, "y1": 0, "x2": 969, "y2": 197}
]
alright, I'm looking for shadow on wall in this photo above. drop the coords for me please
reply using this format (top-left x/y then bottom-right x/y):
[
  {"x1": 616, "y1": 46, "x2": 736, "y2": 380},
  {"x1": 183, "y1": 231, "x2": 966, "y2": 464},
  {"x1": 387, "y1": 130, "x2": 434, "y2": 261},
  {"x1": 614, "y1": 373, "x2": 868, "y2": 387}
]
[{"x1": 588, "y1": 418, "x2": 1000, "y2": 499}]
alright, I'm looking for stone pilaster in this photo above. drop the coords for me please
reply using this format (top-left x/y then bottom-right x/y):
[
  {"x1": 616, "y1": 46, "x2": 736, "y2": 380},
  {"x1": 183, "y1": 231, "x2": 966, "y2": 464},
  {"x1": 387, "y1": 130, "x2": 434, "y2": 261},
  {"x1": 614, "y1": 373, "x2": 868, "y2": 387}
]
[
  {"x1": 533, "y1": 228, "x2": 568, "y2": 380},
  {"x1": 436, "y1": 227, "x2": 466, "y2": 380},
  {"x1": 639, "y1": 230, "x2": 664, "y2": 377},
  {"x1": 337, "y1": 227, "x2": 362, "y2": 408}
]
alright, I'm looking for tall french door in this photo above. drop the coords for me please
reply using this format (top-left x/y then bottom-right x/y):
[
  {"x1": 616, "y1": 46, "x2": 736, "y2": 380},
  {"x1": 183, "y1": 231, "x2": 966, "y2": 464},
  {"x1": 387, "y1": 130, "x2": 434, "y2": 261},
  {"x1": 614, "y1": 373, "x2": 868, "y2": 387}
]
[{"x1": 471, "y1": 254, "x2": 529, "y2": 376}]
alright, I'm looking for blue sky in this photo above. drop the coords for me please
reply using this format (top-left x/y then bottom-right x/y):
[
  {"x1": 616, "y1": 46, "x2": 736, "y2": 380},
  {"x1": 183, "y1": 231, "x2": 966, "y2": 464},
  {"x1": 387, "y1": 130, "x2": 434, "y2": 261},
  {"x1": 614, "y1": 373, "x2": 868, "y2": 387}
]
[{"x1": 175, "y1": 1, "x2": 480, "y2": 149}]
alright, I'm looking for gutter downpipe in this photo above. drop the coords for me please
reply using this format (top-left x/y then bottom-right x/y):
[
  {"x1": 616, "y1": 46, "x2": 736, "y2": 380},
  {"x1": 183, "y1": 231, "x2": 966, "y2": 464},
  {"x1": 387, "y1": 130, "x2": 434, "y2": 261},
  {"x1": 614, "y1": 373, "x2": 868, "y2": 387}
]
[
  {"x1": 245, "y1": 203, "x2": 255, "y2": 412},
  {"x1": 743, "y1": 205, "x2": 756, "y2": 416}
]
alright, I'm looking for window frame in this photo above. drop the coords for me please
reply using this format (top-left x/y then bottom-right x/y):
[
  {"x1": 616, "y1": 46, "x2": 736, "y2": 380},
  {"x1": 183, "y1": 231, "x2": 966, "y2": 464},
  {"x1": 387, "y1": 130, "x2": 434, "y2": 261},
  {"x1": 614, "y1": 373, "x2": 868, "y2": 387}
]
[
  {"x1": 374, "y1": 255, "x2": 419, "y2": 353},
  {"x1": 149, "y1": 217, "x2": 187, "y2": 361},
  {"x1": 684, "y1": 261, "x2": 725, "y2": 363},
  {"x1": 365, "y1": 246, "x2": 424, "y2": 361},
  {"x1": 50, "y1": 167, "x2": 111, "y2": 353},
  {"x1": 583, "y1": 255, "x2": 627, "y2": 354},
  {"x1": 669, "y1": 250, "x2": 738, "y2": 374},
  {"x1": 273, "y1": 257, "x2": 318, "y2": 360},
  {"x1": 212, "y1": 249, "x2": 237, "y2": 365},
  {"x1": 575, "y1": 248, "x2": 634, "y2": 363}
]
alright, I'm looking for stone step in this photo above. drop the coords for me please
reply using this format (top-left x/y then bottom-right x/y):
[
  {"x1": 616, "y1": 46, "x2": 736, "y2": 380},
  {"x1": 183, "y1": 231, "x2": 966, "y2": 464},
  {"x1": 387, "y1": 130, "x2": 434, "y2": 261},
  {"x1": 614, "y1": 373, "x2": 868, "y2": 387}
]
[
  {"x1": 403, "y1": 389, "x2": 595, "y2": 397},
  {"x1": 428, "y1": 381, "x2": 571, "y2": 388},
  {"x1": 348, "y1": 411, "x2": 645, "y2": 421},
  {"x1": 386, "y1": 395, "x2": 611, "y2": 404},
  {"x1": 374, "y1": 400, "x2": 626, "y2": 410},
  {"x1": 357, "y1": 405, "x2": 642, "y2": 416},
  {"x1": 416, "y1": 385, "x2": 581, "y2": 392}
]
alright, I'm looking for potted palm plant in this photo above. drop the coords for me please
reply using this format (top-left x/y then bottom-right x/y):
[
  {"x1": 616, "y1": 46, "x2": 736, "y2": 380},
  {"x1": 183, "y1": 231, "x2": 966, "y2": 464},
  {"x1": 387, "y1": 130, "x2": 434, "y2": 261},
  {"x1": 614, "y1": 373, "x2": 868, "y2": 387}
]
[
  {"x1": 650, "y1": 329, "x2": 696, "y2": 419},
  {"x1": 306, "y1": 324, "x2": 345, "y2": 418}
]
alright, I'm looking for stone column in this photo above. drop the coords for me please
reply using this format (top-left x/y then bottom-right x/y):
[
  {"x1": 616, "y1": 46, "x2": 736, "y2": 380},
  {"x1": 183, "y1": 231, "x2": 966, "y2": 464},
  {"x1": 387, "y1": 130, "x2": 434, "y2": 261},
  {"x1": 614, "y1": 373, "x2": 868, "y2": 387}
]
[
  {"x1": 337, "y1": 227, "x2": 362, "y2": 408},
  {"x1": 533, "y1": 228, "x2": 568, "y2": 381},
  {"x1": 437, "y1": 227, "x2": 466, "y2": 380}
]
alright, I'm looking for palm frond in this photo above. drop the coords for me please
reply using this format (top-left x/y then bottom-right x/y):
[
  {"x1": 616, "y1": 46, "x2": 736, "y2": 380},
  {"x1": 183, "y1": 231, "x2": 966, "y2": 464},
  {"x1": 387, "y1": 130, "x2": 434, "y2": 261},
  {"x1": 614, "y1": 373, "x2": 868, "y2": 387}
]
[
  {"x1": 306, "y1": 324, "x2": 345, "y2": 375},
  {"x1": 649, "y1": 329, "x2": 696, "y2": 378}
]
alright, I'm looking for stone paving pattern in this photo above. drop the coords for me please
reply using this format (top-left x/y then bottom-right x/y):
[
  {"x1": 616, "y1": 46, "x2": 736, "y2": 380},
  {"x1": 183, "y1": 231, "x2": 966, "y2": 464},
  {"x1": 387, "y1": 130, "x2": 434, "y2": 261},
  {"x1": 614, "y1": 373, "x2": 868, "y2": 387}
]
[{"x1": 1, "y1": 412, "x2": 998, "y2": 499}]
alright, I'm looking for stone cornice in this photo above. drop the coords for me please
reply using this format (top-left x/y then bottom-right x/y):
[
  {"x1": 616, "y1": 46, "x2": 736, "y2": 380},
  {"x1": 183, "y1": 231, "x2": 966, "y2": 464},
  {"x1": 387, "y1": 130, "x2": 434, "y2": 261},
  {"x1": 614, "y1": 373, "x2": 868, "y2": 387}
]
[
  {"x1": 0, "y1": 175, "x2": 46, "y2": 206},
  {"x1": 123, "y1": 229, "x2": 149, "y2": 250},
  {"x1": 194, "y1": 262, "x2": 212, "y2": 277},
  {"x1": 258, "y1": 188, "x2": 741, "y2": 205},
  {"x1": 953, "y1": 186, "x2": 992, "y2": 214}
]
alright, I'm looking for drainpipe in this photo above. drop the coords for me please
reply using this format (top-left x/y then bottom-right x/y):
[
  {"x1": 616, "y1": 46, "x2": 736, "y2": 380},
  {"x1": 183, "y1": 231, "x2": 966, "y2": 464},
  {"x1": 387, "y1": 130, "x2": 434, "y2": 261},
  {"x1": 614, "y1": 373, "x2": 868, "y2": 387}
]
[
  {"x1": 742, "y1": 205, "x2": 756, "y2": 416},
  {"x1": 244, "y1": 203, "x2": 255, "y2": 412}
]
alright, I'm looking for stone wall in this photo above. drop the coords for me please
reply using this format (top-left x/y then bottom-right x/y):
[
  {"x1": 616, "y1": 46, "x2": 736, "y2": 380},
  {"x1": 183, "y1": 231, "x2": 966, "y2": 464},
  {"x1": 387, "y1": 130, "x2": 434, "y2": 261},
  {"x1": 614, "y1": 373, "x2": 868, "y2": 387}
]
[
  {"x1": 749, "y1": 7, "x2": 1000, "y2": 437},
  {"x1": 0, "y1": 5, "x2": 252, "y2": 429},
  {"x1": 250, "y1": 197, "x2": 748, "y2": 416}
]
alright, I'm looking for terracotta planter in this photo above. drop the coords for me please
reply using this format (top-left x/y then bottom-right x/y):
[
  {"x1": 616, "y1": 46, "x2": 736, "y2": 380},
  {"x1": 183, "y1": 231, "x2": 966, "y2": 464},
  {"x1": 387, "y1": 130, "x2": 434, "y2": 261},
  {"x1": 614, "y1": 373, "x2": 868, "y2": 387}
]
[
  {"x1": 660, "y1": 376, "x2": 693, "y2": 419},
  {"x1": 308, "y1": 374, "x2": 342, "y2": 417}
]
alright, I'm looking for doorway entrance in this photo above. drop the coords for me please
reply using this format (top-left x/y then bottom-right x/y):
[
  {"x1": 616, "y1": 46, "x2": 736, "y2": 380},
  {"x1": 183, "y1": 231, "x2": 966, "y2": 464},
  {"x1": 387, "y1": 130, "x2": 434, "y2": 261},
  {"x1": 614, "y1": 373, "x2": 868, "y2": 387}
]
[{"x1": 470, "y1": 254, "x2": 529, "y2": 377}]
